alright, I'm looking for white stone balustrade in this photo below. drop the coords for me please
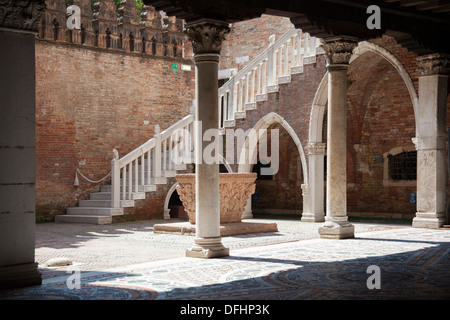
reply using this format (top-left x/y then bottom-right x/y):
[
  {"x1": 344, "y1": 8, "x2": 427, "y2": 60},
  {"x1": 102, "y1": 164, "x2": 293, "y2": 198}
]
[
  {"x1": 218, "y1": 28, "x2": 320, "y2": 128},
  {"x1": 111, "y1": 114, "x2": 194, "y2": 209}
]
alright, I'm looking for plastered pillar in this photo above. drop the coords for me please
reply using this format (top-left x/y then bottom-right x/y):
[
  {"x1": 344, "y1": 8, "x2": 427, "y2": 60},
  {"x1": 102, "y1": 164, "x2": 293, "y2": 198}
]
[
  {"x1": 318, "y1": 37, "x2": 357, "y2": 239},
  {"x1": 0, "y1": 0, "x2": 46, "y2": 289},
  {"x1": 185, "y1": 21, "x2": 230, "y2": 258},
  {"x1": 413, "y1": 53, "x2": 449, "y2": 229}
]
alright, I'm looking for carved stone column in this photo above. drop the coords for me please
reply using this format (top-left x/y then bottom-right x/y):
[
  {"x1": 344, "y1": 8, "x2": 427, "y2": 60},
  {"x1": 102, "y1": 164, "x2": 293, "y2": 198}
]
[
  {"x1": 413, "y1": 53, "x2": 449, "y2": 229},
  {"x1": 302, "y1": 142, "x2": 326, "y2": 223},
  {"x1": 0, "y1": 0, "x2": 46, "y2": 289},
  {"x1": 185, "y1": 21, "x2": 230, "y2": 258},
  {"x1": 318, "y1": 36, "x2": 358, "y2": 239}
]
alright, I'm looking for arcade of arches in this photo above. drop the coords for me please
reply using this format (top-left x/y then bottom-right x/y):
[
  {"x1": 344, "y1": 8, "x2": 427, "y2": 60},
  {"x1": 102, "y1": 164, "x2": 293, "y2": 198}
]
[{"x1": 0, "y1": 0, "x2": 449, "y2": 288}]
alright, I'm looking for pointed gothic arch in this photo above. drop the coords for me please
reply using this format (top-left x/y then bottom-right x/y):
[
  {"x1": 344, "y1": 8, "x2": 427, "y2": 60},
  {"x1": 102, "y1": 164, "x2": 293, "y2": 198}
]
[{"x1": 307, "y1": 40, "x2": 419, "y2": 222}]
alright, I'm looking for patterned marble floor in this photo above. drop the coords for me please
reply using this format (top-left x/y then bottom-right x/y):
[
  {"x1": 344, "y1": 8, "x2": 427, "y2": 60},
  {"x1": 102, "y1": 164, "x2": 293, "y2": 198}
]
[{"x1": 1, "y1": 225, "x2": 449, "y2": 300}]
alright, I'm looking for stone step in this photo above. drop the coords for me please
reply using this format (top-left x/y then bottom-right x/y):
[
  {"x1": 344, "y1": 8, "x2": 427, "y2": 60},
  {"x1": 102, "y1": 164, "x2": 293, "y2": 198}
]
[
  {"x1": 79, "y1": 199, "x2": 111, "y2": 207},
  {"x1": 90, "y1": 192, "x2": 111, "y2": 200},
  {"x1": 55, "y1": 214, "x2": 112, "y2": 225},
  {"x1": 66, "y1": 207, "x2": 124, "y2": 216}
]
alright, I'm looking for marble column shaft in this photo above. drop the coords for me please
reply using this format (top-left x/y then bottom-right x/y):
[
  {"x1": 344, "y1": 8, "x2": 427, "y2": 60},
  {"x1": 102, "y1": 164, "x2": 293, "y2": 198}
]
[
  {"x1": 413, "y1": 53, "x2": 449, "y2": 229},
  {"x1": 318, "y1": 37, "x2": 357, "y2": 239},
  {"x1": 185, "y1": 22, "x2": 230, "y2": 258}
]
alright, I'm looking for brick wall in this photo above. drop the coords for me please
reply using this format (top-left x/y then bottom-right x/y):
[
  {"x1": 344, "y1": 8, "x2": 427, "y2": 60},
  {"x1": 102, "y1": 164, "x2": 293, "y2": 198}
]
[
  {"x1": 35, "y1": 37, "x2": 194, "y2": 221},
  {"x1": 219, "y1": 14, "x2": 293, "y2": 73},
  {"x1": 347, "y1": 53, "x2": 417, "y2": 219}
]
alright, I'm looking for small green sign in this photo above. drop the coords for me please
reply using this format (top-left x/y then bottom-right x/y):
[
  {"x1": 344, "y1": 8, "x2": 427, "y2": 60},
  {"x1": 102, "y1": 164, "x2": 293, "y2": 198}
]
[{"x1": 172, "y1": 63, "x2": 179, "y2": 72}]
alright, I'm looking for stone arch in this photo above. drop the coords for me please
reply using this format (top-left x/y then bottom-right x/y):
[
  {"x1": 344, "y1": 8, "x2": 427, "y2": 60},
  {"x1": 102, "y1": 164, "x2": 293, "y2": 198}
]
[
  {"x1": 163, "y1": 182, "x2": 179, "y2": 219},
  {"x1": 309, "y1": 41, "x2": 419, "y2": 144},
  {"x1": 237, "y1": 112, "x2": 309, "y2": 217},
  {"x1": 306, "y1": 40, "x2": 419, "y2": 222},
  {"x1": 238, "y1": 112, "x2": 308, "y2": 186}
]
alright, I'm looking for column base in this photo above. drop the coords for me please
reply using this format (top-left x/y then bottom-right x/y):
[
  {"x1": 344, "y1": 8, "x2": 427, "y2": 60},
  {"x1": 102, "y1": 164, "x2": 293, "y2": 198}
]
[
  {"x1": 0, "y1": 262, "x2": 42, "y2": 289},
  {"x1": 186, "y1": 237, "x2": 230, "y2": 259},
  {"x1": 163, "y1": 209, "x2": 171, "y2": 220},
  {"x1": 241, "y1": 212, "x2": 253, "y2": 220},
  {"x1": 412, "y1": 212, "x2": 445, "y2": 229},
  {"x1": 301, "y1": 212, "x2": 325, "y2": 223},
  {"x1": 319, "y1": 219, "x2": 354, "y2": 239}
]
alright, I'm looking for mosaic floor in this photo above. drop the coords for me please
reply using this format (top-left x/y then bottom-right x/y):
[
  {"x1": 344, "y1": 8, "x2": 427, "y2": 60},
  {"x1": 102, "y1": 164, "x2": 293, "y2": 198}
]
[{"x1": 1, "y1": 225, "x2": 449, "y2": 300}]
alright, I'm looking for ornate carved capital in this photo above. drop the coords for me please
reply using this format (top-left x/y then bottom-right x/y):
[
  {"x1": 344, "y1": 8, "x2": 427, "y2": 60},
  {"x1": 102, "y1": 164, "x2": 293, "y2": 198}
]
[
  {"x1": 307, "y1": 142, "x2": 326, "y2": 155},
  {"x1": 321, "y1": 36, "x2": 358, "y2": 67},
  {"x1": 417, "y1": 53, "x2": 450, "y2": 76},
  {"x1": 185, "y1": 22, "x2": 230, "y2": 55},
  {"x1": 0, "y1": 0, "x2": 46, "y2": 32}
]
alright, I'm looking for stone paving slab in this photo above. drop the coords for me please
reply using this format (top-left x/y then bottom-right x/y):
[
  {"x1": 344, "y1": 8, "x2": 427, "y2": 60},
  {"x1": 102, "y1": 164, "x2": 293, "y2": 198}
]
[{"x1": 2, "y1": 219, "x2": 449, "y2": 300}]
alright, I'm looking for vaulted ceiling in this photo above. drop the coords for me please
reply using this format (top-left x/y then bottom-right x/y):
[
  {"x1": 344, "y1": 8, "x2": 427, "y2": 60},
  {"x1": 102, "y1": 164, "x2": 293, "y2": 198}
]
[{"x1": 144, "y1": 0, "x2": 450, "y2": 54}]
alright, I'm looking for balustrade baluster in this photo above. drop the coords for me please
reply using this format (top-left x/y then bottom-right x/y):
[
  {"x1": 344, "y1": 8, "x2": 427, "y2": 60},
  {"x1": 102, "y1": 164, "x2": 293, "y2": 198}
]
[
  {"x1": 284, "y1": 43, "x2": 289, "y2": 75},
  {"x1": 111, "y1": 158, "x2": 120, "y2": 208},
  {"x1": 262, "y1": 60, "x2": 267, "y2": 92},
  {"x1": 163, "y1": 139, "x2": 167, "y2": 173},
  {"x1": 134, "y1": 158, "x2": 138, "y2": 193},
  {"x1": 305, "y1": 33, "x2": 310, "y2": 56},
  {"x1": 147, "y1": 150, "x2": 151, "y2": 185},
  {"x1": 222, "y1": 91, "x2": 228, "y2": 120},
  {"x1": 238, "y1": 81, "x2": 243, "y2": 111},
  {"x1": 122, "y1": 166, "x2": 126, "y2": 200},
  {"x1": 291, "y1": 36, "x2": 295, "y2": 67},
  {"x1": 140, "y1": 154, "x2": 144, "y2": 188},
  {"x1": 268, "y1": 39, "x2": 275, "y2": 86},
  {"x1": 297, "y1": 30, "x2": 302, "y2": 66},
  {"x1": 245, "y1": 74, "x2": 249, "y2": 105},
  {"x1": 128, "y1": 163, "x2": 132, "y2": 200},
  {"x1": 154, "y1": 131, "x2": 162, "y2": 179},
  {"x1": 251, "y1": 68, "x2": 256, "y2": 102}
]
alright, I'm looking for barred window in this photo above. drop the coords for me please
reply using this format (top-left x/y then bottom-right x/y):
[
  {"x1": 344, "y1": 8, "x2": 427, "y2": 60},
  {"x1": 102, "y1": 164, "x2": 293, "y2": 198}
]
[{"x1": 388, "y1": 151, "x2": 417, "y2": 181}]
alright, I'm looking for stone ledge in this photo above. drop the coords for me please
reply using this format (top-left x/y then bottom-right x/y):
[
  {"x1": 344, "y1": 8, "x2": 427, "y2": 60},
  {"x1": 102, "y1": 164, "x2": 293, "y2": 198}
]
[{"x1": 153, "y1": 221, "x2": 278, "y2": 237}]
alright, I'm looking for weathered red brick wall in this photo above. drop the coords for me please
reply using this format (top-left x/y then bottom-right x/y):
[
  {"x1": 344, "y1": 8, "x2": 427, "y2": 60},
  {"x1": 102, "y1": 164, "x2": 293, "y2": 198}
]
[
  {"x1": 35, "y1": 40, "x2": 195, "y2": 221},
  {"x1": 219, "y1": 14, "x2": 293, "y2": 72},
  {"x1": 347, "y1": 61, "x2": 417, "y2": 219}
]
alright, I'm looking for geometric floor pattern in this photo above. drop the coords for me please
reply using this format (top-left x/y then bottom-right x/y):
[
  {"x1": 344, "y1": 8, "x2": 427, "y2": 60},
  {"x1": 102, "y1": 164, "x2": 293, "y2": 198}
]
[{"x1": 1, "y1": 221, "x2": 449, "y2": 300}]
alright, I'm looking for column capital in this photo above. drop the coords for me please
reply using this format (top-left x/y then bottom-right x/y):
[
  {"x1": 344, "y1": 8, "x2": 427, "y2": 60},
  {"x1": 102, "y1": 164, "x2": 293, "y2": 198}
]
[
  {"x1": 307, "y1": 142, "x2": 326, "y2": 155},
  {"x1": 412, "y1": 136, "x2": 446, "y2": 151},
  {"x1": 321, "y1": 36, "x2": 358, "y2": 67},
  {"x1": 185, "y1": 20, "x2": 230, "y2": 55},
  {"x1": 417, "y1": 53, "x2": 450, "y2": 77},
  {"x1": 0, "y1": 0, "x2": 46, "y2": 33}
]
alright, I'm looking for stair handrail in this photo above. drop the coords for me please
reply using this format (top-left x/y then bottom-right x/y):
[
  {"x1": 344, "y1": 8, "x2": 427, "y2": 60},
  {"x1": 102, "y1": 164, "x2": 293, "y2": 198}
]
[
  {"x1": 111, "y1": 113, "x2": 194, "y2": 208},
  {"x1": 219, "y1": 27, "x2": 321, "y2": 126}
]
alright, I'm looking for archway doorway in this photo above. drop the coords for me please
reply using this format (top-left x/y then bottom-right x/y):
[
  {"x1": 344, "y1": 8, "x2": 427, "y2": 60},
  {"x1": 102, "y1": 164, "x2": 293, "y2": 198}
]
[
  {"x1": 251, "y1": 122, "x2": 304, "y2": 219},
  {"x1": 308, "y1": 41, "x2": 419, "y2": 222}
]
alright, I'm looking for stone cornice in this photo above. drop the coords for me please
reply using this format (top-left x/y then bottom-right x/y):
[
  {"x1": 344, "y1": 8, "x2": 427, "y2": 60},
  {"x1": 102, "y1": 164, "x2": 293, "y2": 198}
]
[
  {"x1": 185, "y1": 22, "x2": 230, "y2": 55},
  {"x1": 0, "y1": 0, "x2": 46, "y2": 32},
  {"x1": 321, "y1": 36, "x2": 358, "y2": 66},
  {"x1": 417, "y1": 53, "x2": 450, "y2": 76}
]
